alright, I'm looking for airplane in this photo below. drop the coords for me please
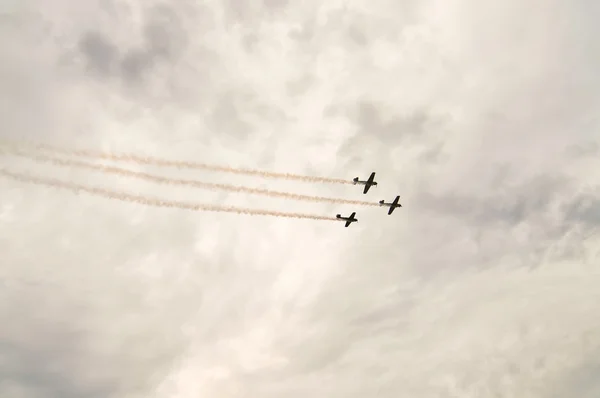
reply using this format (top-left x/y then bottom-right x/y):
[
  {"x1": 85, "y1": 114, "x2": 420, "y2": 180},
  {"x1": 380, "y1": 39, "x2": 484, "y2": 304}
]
[
  {"x1": 353, "y1": 172, "x2": 377, "y2": 194},
  {"x1": 379, "y1": 195, "x2": 402, "y2": 215},
  {"x1": 336, "y1": 212, "x2": 358, "y2": 227}
]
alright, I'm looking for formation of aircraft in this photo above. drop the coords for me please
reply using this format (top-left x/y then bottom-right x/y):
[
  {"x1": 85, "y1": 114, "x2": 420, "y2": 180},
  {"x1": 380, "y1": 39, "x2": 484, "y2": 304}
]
[
  {"x1": 353, "y1": 172, "x2": 377, "y2": 194},
  {"x1": 338, "y1": 172, "x2": 402, "y2": 227}
]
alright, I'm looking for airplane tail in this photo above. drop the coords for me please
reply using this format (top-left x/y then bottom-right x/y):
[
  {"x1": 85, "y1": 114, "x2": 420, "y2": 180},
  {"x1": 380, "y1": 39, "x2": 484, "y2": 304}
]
[
  {"x1": 336, "y1": 214, "x2": 341, "y2": 218},
  {"x1": 353, "y1": 177, "x2": 358, "y2": 183},
  {"x1": 379, "y1": 200, "x2": 384, "y2": 205}
]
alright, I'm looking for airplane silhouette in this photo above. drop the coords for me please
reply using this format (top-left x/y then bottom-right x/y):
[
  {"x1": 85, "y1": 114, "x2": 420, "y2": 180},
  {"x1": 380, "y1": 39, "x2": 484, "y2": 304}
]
[
  {"x1": 336, "y1": 212, "x2": 358, "y2": 227},
  {"x1": 379, "y1": 195, "x2": 402, "y2": 215},
  {"x1": 353, "y1": 172, "x2": 377, "y2": 194}
]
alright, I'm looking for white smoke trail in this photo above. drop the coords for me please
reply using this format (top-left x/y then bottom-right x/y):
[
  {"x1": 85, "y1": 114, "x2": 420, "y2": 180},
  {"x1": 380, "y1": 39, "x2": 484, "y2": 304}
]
[
  {"x1": 4, "y1": 149, "x2": 379, "y2": 207},
  {"x1": 0, "y1": 168, "x2": 340, "y2": 221},
  {"x1": 1, "y1": 140, "x2": 354, "y2": 184}
]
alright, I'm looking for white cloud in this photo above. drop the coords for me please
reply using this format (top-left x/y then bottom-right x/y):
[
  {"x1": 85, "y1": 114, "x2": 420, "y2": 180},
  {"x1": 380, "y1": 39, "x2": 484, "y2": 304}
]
[{"x1": 1, "y1": 0, "x2": 599, "y2": 397}]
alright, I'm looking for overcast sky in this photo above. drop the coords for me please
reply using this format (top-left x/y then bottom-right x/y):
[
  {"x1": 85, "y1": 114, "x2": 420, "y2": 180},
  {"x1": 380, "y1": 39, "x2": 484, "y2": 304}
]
[{"x1": 1, "y1": 0, "x2": 599, "y2": 397}]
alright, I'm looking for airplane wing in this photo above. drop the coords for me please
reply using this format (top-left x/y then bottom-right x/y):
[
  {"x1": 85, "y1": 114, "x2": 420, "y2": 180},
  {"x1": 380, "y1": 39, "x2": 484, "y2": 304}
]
[
  {"x1": 387, "y1": 196, "x2": 400, "y2": 215},
  {"x1": 345, "y1": 213, "x2": 356, "y2": 227},
  {"x1": 363, "y1": 172, "x2": 376, "y2": 194}
]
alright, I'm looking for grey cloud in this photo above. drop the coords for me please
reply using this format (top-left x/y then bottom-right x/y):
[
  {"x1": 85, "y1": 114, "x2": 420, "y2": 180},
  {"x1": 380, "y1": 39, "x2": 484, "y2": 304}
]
[
  {"x1": 335, "y1": 101, "x2": 443, "y2": 171},
  {"x1": 562, "y1": 192, "x2": 600, "y2": 227},
  {"x1": 222, "y1": 0, "x2": 289, "y2": 25},
  {"x1": 120, "y1": 50, "x2": 155, "y2": 82},
  {"x1": 0, "y1": 288, "x2": 114, "y2": 398},
  {"x1": 78, "y1": 31, "x2": 118, "y2": 76},
  {"x1": 263, "y1": 0, "x2": 289, "y2": 11},
  {"x1": 0, "y1": 340, "x2": 111, "y2": 398},
  {"x1": 566, "y1": 139, "x2": 599, "y2": 159},
  {"x1": 354, "y1": 101, "x2": 431, "y2": 143},
  {"x1": 207, "y1": 92, "x2": 254, "y2": 141},
  {"x1": 142, "y1": 4, "x2": 186, "y2": 60},
  {"x1": 418, "y1": 173, "x2": 572, "y2": 227},
  {"x1": 551, "y1": 362, "x2": 600, "y2": 398},
  {"x1": 76, "y1": 3, "x2": 187, "y2": 84}
]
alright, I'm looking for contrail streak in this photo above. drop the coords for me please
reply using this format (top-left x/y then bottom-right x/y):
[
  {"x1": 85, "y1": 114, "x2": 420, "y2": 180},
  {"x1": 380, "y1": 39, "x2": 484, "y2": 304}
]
[
  {"x1": 4, "y1": 150, "x2": 379, "y2": 207},
  {"x1": 2, "y1": 141, "x2": 353, "y2": 184},
  {"x1": 0, "y1": 168, "x2": 339, "y2": 221}
]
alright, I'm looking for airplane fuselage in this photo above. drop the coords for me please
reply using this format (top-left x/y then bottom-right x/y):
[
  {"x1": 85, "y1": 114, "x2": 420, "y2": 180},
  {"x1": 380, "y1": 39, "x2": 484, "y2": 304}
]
[{"x1": 353, "y1": 179, "x2": 377, "y2": 186}]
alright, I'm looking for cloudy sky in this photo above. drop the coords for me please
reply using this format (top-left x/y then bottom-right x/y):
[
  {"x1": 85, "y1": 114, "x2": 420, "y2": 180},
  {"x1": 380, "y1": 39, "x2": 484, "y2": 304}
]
[{"x1": 1, "y1": 0, "x2": 599, "y2": 397}]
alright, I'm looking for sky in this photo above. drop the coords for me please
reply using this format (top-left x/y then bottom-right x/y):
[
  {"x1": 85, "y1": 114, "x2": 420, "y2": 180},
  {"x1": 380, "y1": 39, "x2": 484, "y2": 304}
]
[{"x1": 1, "y1": 0, "x2": 599, "y2": 397}]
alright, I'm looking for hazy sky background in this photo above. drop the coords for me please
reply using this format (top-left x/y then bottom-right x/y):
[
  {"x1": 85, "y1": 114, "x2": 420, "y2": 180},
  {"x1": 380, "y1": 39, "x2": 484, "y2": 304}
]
[{"x1": 1, "y1": 0, "x2": 599, "y2": 397}]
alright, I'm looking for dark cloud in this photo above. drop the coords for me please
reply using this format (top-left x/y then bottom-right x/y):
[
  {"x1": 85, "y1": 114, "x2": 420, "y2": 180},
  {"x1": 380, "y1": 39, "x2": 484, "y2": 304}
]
[
  {"x1": 78, "y1": 32, "x2": 118, "y2": 76},
  {"x1": 76, "y1": 3, "x2": 187, "y2": 84},
  {"x1": 562, "y1": 192, "x2": 600, "y2": 227},
  {"x1": 0, "y1": 340, "x2": 111, "y2": 398},
  {"x1": 565, "y1": 139, "x2": 599, "y2": 158},
  {"x1": 355, "y1": 101, "x2": 431, "y2": 142},
  {"x1": 419, "y1": 173, "x2": 571, "y2": 227},
  {"x1": 222, "y1": 0, "x2": 289, "y2": 25},
  {"x1": 143, "y1": 4, "x2": 185, "y2": 59},
  {"x1": 263, "y1": 0, "x2": 289, "y2": 11},
  {"x1": 550, "y1": 360, "x2": 600, "y2": 398},
  {"x1": 334, "y1": 101, "x2": 442, "y2": 172},
  {"x1": 207, "y1": 92, "x2": 253, "y2": 140},
  {"x1": 0, "y1": 289, "x2": 114, "y2": 398},
  {"x1": 119, "y1": 49, "x2": 155, "y2": 82}
]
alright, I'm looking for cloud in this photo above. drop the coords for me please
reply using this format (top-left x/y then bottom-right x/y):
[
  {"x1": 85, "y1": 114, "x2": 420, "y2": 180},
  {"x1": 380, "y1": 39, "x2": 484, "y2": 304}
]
[
  {"x1": 1, "y1": 0, "x2": 599, "y2": 397},
  {"x1": 74, "y1": 2, "x2": 187, "y2": 85},
  {"x1": 78, "y1": 31, "x2": 119, "y2": 77}
]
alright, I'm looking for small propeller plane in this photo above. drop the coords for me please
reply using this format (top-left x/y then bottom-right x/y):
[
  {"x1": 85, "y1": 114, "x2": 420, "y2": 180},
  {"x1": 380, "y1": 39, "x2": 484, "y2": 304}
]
[
  {"x1": 336, "y1": 212, "x2": 358, "y2": 227},
  {"x1": 353, "y1": 172, "x2": 377, "y2": 194},
  {"x1": 379, "y1": 195, "x2": 402, "y2": 215}
]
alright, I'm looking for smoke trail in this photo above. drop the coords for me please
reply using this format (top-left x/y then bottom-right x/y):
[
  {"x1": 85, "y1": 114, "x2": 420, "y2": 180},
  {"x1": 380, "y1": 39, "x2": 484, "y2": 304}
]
[
  {"x1": 1, "y1": 140, "x2": 354, "y2": 184},
  {"x1": 0, "y1": 168, "x2": 339, "y2": 221},
  {"x1": 4, "y1": 150, "x2": 379, "y2": 207}
]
